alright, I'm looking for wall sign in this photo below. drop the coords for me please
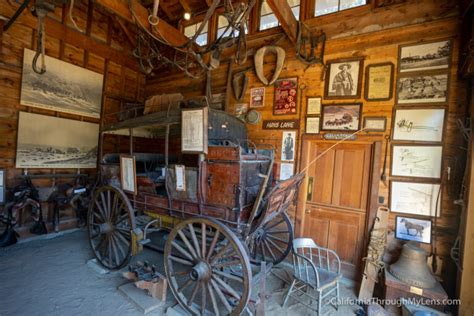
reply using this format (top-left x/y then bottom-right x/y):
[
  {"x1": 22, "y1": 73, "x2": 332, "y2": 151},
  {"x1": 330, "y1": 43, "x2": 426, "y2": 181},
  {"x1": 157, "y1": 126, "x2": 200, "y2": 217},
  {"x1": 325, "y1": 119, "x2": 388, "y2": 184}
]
[
  {"x1": 323, "y1": 133, "x2": 357, "y2": 140},
  {"x1": 181, "y1": 107, "x2": 208, "y2": 154},
  {"x1": 263, "y1": 120, "x2": 299, "y2": 130},
  {"x1": 250, "y1": 87, "x2": 265, "y2": 108},
  {"x1": 273, "y1": 78, "x2": 298, "y2": 115}
]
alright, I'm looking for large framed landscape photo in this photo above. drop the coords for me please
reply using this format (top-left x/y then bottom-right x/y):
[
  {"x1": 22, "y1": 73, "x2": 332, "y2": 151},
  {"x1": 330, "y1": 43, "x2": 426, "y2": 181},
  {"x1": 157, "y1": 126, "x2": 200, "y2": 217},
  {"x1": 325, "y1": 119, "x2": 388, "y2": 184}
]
[
  {"x1": 321, "y1": 103, "x2": 362, "y2": 131},
  {"x1": 21, "y1": 48, "x2": 103, "y2": 118},
  {"x1": 396, "y1": 73, "x2": 449, "y2": 105},
  {"x1": 16, "y1": 112, "x2": 99, "y2": 168},
  {"x1": 399, "y1": 39, "x2": 452, "y2": 73}
]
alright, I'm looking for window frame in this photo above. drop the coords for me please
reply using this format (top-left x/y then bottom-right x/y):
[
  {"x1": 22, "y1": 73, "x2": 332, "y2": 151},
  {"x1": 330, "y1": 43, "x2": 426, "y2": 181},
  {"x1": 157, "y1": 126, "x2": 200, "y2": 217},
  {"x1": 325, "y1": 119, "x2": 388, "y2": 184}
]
[
  {"x1": 257, "y1": 0, "x2": 302, "y2": 32},
  {"x1": 312, "y1": 0, "x2": 370, "y2": 18},
  {"x1": 180, "y1": 16, "x2": 210, "y2": 47}
]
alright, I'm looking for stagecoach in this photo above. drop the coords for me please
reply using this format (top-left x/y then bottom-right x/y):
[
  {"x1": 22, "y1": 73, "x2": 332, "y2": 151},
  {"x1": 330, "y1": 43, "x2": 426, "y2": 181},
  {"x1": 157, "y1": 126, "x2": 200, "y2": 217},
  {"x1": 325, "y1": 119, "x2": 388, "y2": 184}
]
[{"x1": 87, "y1": 98, "x2": 304, "y2": 315}]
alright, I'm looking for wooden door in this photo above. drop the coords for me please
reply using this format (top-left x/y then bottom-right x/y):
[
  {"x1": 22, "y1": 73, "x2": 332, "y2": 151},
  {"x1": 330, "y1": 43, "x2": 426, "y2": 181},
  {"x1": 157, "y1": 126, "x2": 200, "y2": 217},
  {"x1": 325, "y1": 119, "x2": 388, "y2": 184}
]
[{"x1": 301, "y1": 142, "x2": 373, "y2": 278}]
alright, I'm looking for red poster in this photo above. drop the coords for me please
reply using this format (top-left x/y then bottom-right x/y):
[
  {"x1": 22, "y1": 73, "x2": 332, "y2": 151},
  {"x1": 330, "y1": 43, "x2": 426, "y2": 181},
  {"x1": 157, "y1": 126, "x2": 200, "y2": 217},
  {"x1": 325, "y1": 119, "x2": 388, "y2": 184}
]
[{"x1": 273, "y1": 78, "x2": 298, "y2": 115}]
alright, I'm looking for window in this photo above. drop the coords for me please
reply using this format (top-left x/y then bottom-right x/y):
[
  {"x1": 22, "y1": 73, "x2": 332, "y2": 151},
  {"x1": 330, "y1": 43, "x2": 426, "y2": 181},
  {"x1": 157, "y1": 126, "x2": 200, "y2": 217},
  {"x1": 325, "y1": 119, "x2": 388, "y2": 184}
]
[
  {"x1": 259, "y1": 0, "x2": 300, "y2": 31},
  {"x1": 315, "y1": 0, "x2": 366, "y2": 17},
  {"x1": 217, "y1": 14, "x2": 248, "y2": 38},
  {"x1": 184, "y1": 21, "x2": 208, "y2": 46}
]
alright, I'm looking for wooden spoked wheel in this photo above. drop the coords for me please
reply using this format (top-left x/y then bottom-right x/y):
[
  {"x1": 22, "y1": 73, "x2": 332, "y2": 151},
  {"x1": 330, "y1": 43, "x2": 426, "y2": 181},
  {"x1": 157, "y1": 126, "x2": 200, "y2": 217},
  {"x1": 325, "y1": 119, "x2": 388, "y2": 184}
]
[
  {"x1": 87, "y1": 186, "x2": 136, "y2": 270},
  {"x1": 164, "y1": 217, "x2": 252, "y2": 316},
  {"x1": 249, "y1": 212, "x2": 293, "y2": 265}
]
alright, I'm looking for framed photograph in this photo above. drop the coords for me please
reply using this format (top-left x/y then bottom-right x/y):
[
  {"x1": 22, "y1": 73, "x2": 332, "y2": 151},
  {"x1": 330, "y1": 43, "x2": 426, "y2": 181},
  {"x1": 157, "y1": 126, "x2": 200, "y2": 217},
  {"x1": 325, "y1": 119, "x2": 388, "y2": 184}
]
[
  {"x1": 399, "y1": 39, "x2": 451, "y2": 73},
  {"x1": 250, "y1": 87, "x2": 265, "y2": 108},
  {"x1": 390, "y1": 181, "x2": 441, "y2": 217},
  {"x1": 274, "y1": 78, "x2": 298, "y2": 115},
  {"x1": 306, "y1": 117, "x2": 320, "y2": 134},
  {"x1": 306, "y1": 97, "x2": 321, "y2": 115},
  {"x1": 396, "y1": 73, "x2": 449, "y2": 105},
  {"x1": 21, "y1": 49, "x2": 103, "y2": 118},
  {"x1": 365, "y1": 63, "x2": 394, "y2": 101},
  {"x1": 324, "y1": 58, "x2": 364, "y2": 99},
  {"x1": 395, "y1": 216, "x2": 432, "y2": 244},
  {"x1": 391, "y1": 145, "x2": 443, "y2": 179},
  {"x1": 16, "y1": 112, "x2": 99, "y2": 169},
  {"x1": 321, "y1": 103, "x2": 362, "y2": 131},
  {"x1": 181, "y1": 107, "x2": 208, "y2": 154},
  {"x1": 279, "y1": 162, "x2": 294, "y2": 180},
  {"x1": 392, "y1": 108, "x2": 445, "y2": 142},
  {"x1": 281, "y1": 131, "x2": 296, "y2": 162},
  {"x1": 120, "y1": 155, "x2": 137, "y2": 195},
  {"x1": 363, "y1": 117, "x2": 386, "y2": 132},
  {"x1": 0, "y1": 169, "x2": 4, "y2": 205}
]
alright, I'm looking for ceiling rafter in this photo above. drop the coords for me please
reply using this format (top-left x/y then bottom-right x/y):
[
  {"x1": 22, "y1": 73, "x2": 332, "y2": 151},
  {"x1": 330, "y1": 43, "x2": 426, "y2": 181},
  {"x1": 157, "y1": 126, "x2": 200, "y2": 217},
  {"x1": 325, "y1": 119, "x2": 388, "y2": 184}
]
[
  {"x1": 266, "y1": 0, "x2": 298, "y2": 43},
  {"x1": 178, "y1": 0, "x2": 193, "y2": 13},
  {"x1": 95, "y1": 0, "x2": 189, "y2": 47}
]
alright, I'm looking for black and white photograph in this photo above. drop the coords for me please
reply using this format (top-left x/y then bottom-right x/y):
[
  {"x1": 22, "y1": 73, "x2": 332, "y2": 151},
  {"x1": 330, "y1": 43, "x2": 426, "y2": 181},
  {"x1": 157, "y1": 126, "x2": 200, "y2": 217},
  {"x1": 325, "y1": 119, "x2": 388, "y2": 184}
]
[
  {"x1": 399, "y1": 40, "x2": 451, "y2": 73},
  {"x1": 281, "y1": 131, "x2": 296, "y2": 162},
  {"x1": 395, "y1": 216, "x2": 432, "y2": 244},
  {"x1": 325, "y1": 58, "x2": 363, "y2": 99},
  {"x1": 391, "y1": 145, "x2": 443, "y2": 179},
  {"x1": 397, "y1": 73, "x2": 448, "y2": 104},
  {"x1": 392, "y1": 108, "x2": 445, "y2": 142},
  {"x1": 16, "y1": 112, "x2": 99, "y2": 168},
  {"x1": 20, "y1": 48, "x2": 103, "y2": 118},
  {"x1": 322, "y1": 103, "x2": 362, "y2": 131},
  {"x1": 390, "y1": 181, "x2": 441, "y2": 217}
]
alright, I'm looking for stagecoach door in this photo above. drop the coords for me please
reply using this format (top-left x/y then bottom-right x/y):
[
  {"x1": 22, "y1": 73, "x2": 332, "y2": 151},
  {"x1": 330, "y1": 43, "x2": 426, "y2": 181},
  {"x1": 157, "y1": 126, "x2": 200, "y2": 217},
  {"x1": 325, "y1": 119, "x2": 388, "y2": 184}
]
[{"x1": 298, "y1": 141, "x2": 381, "y2": 279}]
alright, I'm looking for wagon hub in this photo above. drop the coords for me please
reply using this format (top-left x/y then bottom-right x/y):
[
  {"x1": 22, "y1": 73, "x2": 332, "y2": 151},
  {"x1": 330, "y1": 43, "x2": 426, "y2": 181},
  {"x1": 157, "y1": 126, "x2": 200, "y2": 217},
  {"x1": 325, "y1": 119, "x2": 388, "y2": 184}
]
[
  {"x1": 190, "y1": 261, "x2": 211, "y2": 281},
  {"x1": 98, "y1": 222, "x2": 114, "y2": 234}
]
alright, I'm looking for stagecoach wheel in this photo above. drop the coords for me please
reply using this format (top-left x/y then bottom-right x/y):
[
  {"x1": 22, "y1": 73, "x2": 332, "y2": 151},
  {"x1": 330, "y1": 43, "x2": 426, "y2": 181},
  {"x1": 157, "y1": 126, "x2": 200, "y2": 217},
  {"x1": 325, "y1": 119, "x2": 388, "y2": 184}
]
[
  {"x1": 164, "y1": 217, "x2": 251, "y2": 316},
  {"x1": 249, "y1": 212, "x2": 293, "y2": 265},
  {"x1": 87, "y1": 185, "x2": 136, "y2": 270}
]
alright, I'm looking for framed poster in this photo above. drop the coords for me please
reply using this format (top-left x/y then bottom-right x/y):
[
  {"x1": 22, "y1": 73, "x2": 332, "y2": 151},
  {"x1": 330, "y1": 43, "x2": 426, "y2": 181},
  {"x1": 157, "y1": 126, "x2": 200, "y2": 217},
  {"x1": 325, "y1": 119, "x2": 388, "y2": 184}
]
[
  {"x1": 321, "y1": 103, "x2": 362, "y2": 131},
  {"x1": 175, "y1": 165, "x2": 186, "y2": 191},
  {"x1": 0, "y1": 169, "x2": 4, "y2": 205},
  {"x1": 365, "y1": 63, "x2": 394, "y2": 101},
  {"x1": 399, "y1": 39, "x2": 451, "y2": 73},
  {"x1": 306, "y1": 117, "x2": 320, "y2": 134},
  {"x1": 120, "y1": 155, "x2": 137, "y2": 195},
  {"x1": 181, "y1": 107, "x2": 208, "y2": 154},
  {"x1": 363, "y1": 117, "x2": 386, "y2": 132},
  {"x1": 391, "y1": 145, "x2": 443, "y2": 179},
  {"x1": 390, "y1": 181, "x2": 441, "y2": 217},
  {"x1": 16, "y1": 112, "x2": 99, "y2": 169},
  {"x1": 21, "y1": 48, "x2": 103, "y2": 118},
  {"x1": 395, "y1": 216, "x2": 432, "y2": 244},
  {"x1": 281, "y1": 131, "x2": 296, "y2": 162},
  {"x1": 396, "y1": 73, "x2": 449, "y2": 105},
  {"x1": 306, "y1": 97, "x2": 321, "y2": 115},
  {"x1": 273, "y1": 78, "x2": 298, "y2": 115},
  {"x1": 324, "y1": 58, "x2": 364, "y2": 99},
  {"x1": 392, "y1": 108, "x2": 445, "y2": 142},
  {"x1": 279, "y1": 162, "x2": 294, "y2": 180},
  {"x1": 250, "y1": 87, "x2": 265, "y2": 108}
]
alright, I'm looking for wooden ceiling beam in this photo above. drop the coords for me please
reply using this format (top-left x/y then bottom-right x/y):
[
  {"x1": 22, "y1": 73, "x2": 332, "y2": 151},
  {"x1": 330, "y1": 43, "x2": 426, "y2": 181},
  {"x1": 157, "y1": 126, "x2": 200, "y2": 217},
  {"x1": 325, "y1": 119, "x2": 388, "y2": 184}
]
[
  {"x1": 178, "y1": 0, "x2": 192, "y2": 13},
  {"x1": 95, "y1": 0, "x2": 189, "y2": 46},
  {"x1": 266, "y1": 0, "x2": 298, "y2": 43},
  {"x1": 205, "y1": 0, "x2": 213, "y2": 7}
]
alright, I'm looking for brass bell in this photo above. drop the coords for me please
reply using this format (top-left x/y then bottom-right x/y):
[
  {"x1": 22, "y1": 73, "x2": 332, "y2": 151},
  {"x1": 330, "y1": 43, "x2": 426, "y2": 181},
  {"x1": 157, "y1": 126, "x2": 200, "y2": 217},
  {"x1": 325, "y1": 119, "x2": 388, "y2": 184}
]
[{"x1": 388, "y1": 242, "x2": 437, "y2": 289}]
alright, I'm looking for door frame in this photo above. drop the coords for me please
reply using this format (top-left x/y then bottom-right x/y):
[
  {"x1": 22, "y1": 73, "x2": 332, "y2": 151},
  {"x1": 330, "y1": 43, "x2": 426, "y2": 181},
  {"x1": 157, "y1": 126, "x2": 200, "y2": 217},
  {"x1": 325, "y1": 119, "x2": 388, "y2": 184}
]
[{"x1": 294, "y1": 136, "x2": 383, "y2": 279}]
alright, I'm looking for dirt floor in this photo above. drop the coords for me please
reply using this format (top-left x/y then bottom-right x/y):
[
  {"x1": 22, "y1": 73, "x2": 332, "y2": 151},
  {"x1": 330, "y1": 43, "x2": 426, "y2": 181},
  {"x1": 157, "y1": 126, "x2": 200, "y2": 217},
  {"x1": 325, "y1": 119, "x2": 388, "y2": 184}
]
[{"x1": 0, "y1": 230, "x2": 362, "y2": 315}]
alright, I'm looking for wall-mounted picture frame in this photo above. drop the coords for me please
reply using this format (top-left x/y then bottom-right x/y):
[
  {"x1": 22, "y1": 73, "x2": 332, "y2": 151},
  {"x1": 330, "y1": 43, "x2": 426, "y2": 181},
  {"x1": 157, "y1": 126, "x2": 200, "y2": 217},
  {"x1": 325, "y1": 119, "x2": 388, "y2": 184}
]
[
  {"x1": 279, "y1": 162, "x2": 294, "y2": 180},
  {"x1": 120, "y1": 155, "x2": 137, "y2": 195},
  {"x1": 306, "y1": 97, "x2": 322, "y2": 115},
  {"x1": 396, "y1": 73, "x2": 449, "y2": 105},
  {"x1": 281, "y1": 131, "x2": 296, "y2": 162},
  {"x1": 363, "y1": 117, "x2": 387, "y2": 132},
  {"x1": 392, "y1": 108, "x2": 445, "y2": 142},
  {"x1": 390, "y1": 180, "x2": 441, "y2": 217},
  {"x1": 391, "y1": 145, "x2": 443, "y2": 179},
  {"x1": 324, "y1": 58, "x2": 364, "y2": 99},
  {"x1": 365, "y1": 62, "x2": 394, "y2": 101},
  {"x1": 250, "y1": 87, "x2": 265, "y2": 108},
  {"x1": 321, "y1": 103, "x2": 362, "y2": 131},
  {"x1": 181, "y1": 107, "x2": 208, "y2": 154},
  {"x1": 0, "y1": 169, "x2": 5, "y2": 205},
  {"x1": 399, "y1": 39, "x2": 452, "y2": 73},
  {"x1": 306, "y1": 117, "x2": 320, "y2": 134},
  {"x1": 274, "y1": 78, "x2": 298, "y2": 115},
  {"x1": 395, "y1": 216, "x2": 432, "y2": 244}
]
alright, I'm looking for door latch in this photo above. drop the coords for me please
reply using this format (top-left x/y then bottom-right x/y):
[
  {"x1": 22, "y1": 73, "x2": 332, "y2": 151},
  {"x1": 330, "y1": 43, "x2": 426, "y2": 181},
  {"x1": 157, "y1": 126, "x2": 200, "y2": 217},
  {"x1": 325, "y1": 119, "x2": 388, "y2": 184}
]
[{"x1": 307, "y1": 176, "x2": 313, "y2": 201}]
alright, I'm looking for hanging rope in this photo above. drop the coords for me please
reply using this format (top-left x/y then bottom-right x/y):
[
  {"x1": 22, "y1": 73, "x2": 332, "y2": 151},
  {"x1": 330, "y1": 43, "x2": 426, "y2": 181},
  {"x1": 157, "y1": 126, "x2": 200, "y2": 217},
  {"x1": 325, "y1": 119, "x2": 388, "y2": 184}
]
[
  {"x1": 68, "y1": 0, "x2": 84, "y2": 33},
  {"x1": 32, "y1": 9, "x2": 47, "y2": 74}
]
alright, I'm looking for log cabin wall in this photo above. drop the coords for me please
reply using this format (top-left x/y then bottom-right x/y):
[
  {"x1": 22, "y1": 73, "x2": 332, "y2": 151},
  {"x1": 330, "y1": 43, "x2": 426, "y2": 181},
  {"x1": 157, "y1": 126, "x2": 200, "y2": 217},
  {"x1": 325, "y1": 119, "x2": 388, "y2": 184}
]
[
  {"x1": 146, "y1": 0, "x2": 465, "y2": 288},
  {"x1": 0, "y1": 1, "x2": 144, "y2": 231}
]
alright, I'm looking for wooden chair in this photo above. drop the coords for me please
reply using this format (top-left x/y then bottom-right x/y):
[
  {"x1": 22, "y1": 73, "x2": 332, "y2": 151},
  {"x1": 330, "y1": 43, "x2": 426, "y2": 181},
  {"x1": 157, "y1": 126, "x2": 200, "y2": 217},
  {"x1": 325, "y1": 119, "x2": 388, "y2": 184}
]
[{"x1": 282, "y1": 238, "x2": 342, "y2": 315}]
